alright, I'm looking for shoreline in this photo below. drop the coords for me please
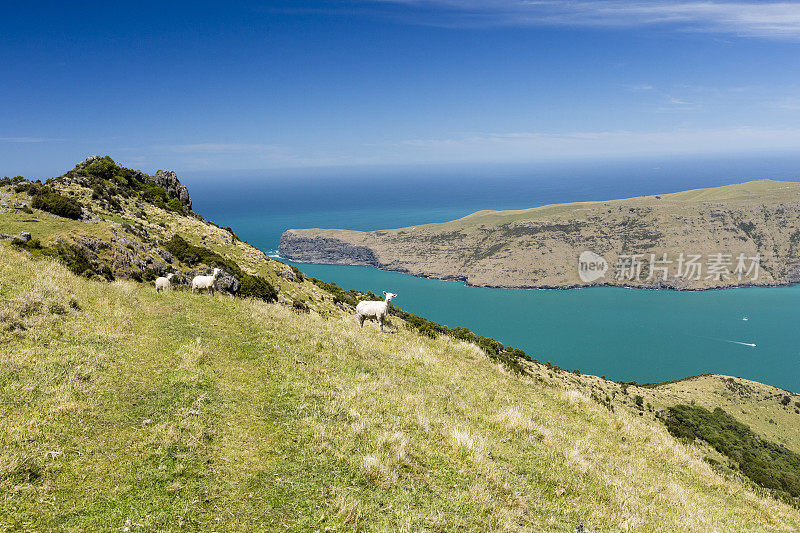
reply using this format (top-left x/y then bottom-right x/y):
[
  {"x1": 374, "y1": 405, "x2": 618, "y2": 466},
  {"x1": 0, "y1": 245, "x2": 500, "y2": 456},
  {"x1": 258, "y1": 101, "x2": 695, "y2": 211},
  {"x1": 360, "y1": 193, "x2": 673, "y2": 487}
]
[{"x1": 275, "y1": 252, "x2": 796, "y2": 293}]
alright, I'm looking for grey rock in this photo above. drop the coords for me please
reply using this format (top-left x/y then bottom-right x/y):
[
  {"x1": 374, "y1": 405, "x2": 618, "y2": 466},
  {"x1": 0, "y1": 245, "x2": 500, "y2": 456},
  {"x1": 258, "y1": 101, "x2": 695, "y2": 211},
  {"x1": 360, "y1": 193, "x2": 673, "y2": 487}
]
[
  {"x1": 278, "y1": 230, "x2": 378, "y2": 266},
  {"x1": 278, "y1": 269, "x2": 296, "y2": 282},
  {"x1": 215, "y1": 271, "x2": 240, "y2": 295},
  {"x1": 17, "y1": 232, "x2": 31, "y2": 242},
  {"x1": 148, "y1": 170, "x2": 192, "y2": 210}
]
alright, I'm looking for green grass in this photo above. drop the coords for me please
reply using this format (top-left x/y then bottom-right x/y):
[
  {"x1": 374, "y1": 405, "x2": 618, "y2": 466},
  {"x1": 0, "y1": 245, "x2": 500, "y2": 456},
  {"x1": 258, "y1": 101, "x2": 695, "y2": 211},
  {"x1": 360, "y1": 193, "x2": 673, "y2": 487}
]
[{"x1": 2, "y1": 245, "x2": 800, "y2": 531}]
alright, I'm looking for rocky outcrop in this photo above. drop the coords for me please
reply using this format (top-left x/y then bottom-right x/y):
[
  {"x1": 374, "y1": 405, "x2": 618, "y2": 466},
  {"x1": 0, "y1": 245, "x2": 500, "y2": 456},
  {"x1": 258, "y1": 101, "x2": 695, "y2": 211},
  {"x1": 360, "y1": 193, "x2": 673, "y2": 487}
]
[
  {"x1": 75, "y1": 155, "x2": 192, "y2": 210},
  {"x1": 279, "y1": 230, "x2": 379, "y2": 266},
  {"x1": 150, "y1": 170, "x2": 192, "y2": 210}
]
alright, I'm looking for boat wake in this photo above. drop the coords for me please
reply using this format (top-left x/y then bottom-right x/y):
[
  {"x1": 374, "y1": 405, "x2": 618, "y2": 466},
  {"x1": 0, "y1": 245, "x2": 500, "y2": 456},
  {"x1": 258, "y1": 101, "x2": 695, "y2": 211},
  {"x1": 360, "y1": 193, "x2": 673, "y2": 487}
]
[
  {"x1": 696, "y1": 335, "x2": 757, "y2": 348},
  {"x1": 726, "y1": 340, "x2": 757, "y2": 347}
]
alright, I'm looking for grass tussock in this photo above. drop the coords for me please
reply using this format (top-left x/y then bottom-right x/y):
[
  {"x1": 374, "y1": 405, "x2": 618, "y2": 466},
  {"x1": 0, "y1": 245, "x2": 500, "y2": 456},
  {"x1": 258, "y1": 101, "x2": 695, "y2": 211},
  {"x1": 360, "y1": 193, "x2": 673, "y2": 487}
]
[{"x1": 1, "y1": 244, "x2": 800, "y2": 531}]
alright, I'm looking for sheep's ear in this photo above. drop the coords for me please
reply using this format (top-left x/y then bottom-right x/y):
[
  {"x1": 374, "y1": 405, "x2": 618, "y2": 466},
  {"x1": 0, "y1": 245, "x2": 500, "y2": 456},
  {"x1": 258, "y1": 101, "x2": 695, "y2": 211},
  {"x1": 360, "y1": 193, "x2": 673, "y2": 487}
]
[{"x1": 382, "y1": 291, "x2": 387, "y2": 295}]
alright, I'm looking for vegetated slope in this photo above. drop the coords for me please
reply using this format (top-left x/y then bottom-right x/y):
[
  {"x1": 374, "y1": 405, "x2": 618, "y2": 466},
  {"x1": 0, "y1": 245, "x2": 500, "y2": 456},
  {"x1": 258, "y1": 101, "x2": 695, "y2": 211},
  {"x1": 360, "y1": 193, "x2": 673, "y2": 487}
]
[
  {"x1": 0, "y1": 156, "x2": 326, "y2": 309},
  {"x1": 279, "y1": 179, "x2": 800, "y2": 289},
  {"x1": 3, "y1": 158, "x2": 800, "y2": 529},
  {"x1": 637, "y1": 374, "x2": 800, "y2": 455},
  {"x1": 2, "y1": 245, "x2": 800, "y2": 532}
]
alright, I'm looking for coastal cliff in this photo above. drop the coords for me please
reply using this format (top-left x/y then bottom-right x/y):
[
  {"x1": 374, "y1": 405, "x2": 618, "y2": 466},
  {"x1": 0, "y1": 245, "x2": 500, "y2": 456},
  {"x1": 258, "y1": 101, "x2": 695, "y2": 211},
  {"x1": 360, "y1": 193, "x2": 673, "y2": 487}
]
[
  {"x1": 279, "y1": 231, "x2": 379, "y2": 267},
  {"x1": 279, "y1": 179, "x2": 800, "y2": 290}
]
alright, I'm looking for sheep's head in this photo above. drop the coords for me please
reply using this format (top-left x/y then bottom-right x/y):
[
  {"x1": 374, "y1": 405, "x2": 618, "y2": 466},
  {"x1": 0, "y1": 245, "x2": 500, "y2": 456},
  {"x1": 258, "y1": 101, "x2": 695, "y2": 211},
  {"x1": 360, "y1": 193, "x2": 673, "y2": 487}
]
[
  {"x1": 166, "y1": 273, "x2": 175, "y2": 280},
  {"x1": 212, "y1": 268, "x2": 221, "y2": 278},
  {"x1": 382, "y1": 291, "x2": 397, "y2": 303}
]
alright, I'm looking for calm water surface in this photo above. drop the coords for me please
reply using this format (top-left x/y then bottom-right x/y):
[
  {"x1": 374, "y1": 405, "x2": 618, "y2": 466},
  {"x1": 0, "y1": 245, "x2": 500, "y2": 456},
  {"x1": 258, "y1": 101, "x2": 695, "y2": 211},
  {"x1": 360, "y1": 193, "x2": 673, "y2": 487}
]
[{"x1": 187, "y1": 156, "x2": 800, "y2": 391}]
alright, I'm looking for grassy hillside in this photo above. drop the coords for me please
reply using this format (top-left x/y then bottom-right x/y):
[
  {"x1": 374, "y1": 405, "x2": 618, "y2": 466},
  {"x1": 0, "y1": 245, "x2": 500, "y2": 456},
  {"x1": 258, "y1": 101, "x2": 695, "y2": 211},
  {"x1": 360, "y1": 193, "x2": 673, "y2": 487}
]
[
  {"x1": 280, "y1": 179, "x2": 800, "y2": 289},
  {"x1": 3, "y1": 244, "x2": 800, "y2": 531},
  {"x1": 3, "y1": 159, "x2": 800, "y2": 530}
]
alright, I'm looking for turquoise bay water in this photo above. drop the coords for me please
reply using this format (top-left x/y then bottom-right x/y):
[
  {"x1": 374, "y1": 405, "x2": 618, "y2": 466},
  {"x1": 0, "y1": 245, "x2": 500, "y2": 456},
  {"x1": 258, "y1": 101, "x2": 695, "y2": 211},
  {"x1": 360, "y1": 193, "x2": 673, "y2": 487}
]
[
  {"x1": 287, "y1": 262, "x2": 800, "y2": 392},
  {"x1": 186, "y1": 157, "x2": 800, "y2": 391}
]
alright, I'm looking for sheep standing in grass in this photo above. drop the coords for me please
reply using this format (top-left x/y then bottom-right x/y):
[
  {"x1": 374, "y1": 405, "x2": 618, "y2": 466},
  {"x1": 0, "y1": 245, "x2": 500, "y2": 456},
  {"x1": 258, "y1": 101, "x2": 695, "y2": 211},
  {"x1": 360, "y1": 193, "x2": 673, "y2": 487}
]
[
  {"x1": 191, "y1": 268, "x2": 220, "y2": 295},
  {"x1": 356, "y1": 291, "x2": 397, "y2": 331},
  {"x1": 155, "y1": 273, "x2": 175, "y2": 293}
]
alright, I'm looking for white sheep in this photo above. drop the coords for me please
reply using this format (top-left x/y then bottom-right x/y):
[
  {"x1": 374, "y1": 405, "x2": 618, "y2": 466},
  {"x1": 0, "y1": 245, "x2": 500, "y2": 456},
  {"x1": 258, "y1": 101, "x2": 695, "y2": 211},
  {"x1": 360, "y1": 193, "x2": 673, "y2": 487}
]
[
  {"x1": 155, "y1": 273, "x2": 175, "y2": 293},
  {"x1": 356, "y1": 291, "x2": 397, "y2": 331},
  {"x1": 191, "y1": 268, "x2": 220, "y2": 295}
]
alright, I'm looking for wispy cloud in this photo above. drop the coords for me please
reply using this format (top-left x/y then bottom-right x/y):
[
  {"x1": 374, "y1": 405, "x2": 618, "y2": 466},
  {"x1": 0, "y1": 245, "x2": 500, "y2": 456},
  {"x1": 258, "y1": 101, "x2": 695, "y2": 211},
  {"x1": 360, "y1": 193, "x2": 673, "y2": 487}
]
[
  {"x1": 165, "y1": 143, "x2": 284, "y2": 154},
  {"x1": 372, "y1": 1, "x2": 800, "y2": 39},
  {"x1": 0, "y1": 137, "x2": 59, "y2": 143},
  {"x1": 369, "y1": 126, "x2": 800, "y2": 162}
]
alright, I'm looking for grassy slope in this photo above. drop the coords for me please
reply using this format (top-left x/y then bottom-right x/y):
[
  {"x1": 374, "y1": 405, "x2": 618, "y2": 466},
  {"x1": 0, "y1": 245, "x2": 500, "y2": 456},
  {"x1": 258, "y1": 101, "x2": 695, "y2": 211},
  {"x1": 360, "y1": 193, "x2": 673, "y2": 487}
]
[
  {"x1": 2, "y1": 245, "x2": 800, "y2": 531},
  {"x1": 284, "y1": 179, "x2": 800, "y2": 289},
  {"x1": 639, "y1": 375, "x2": 800, "y2": 454},
  {"x1": 0, "y1": 183, "x2": 328, "y2": 309}
]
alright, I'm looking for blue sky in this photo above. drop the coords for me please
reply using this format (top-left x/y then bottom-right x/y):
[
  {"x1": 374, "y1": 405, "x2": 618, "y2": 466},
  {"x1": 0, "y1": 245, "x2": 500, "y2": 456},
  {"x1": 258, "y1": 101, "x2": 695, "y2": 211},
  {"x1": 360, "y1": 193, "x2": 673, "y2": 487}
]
[{"x1": 2, "y1": 0, "x2": 800, "y2": 177}]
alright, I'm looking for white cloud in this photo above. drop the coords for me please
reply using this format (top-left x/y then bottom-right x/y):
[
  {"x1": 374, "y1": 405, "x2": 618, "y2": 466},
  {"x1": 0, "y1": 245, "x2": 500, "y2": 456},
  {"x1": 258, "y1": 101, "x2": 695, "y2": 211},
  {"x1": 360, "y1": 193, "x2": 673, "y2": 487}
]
[
  {"x1": 117, "y1": 127, "x2": 800, "y2": 170},
  {"x1": 165, "y1": 143, "x2": 284, "y2": 154},
  {"x1": 0, "y1": 137, "x2": 58, "y2": 143},
  {"x1": 368, "y1": 127, "x2": 800, "y2": 163},
  {"x1": 373, "y1": 1, "x2": 800, "y2": 39}
]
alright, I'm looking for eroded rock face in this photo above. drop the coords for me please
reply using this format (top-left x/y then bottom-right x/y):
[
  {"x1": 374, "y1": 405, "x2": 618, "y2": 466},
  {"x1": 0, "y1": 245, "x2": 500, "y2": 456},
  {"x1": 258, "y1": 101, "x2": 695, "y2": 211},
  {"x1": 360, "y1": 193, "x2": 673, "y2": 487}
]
[
  {"x1": 150, "y1": 170, "x2": 192, "y2": 210},
  {"x1": 278, "y1": 230, "x2": 379, "y2": 266}
]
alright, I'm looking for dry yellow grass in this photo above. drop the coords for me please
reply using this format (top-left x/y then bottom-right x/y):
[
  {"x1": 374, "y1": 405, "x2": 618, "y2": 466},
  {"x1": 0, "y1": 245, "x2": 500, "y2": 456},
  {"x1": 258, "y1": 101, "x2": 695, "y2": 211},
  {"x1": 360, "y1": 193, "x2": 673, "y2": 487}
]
[{"x1": 1, "y1": 244, "x2": 800, "y2": 531}]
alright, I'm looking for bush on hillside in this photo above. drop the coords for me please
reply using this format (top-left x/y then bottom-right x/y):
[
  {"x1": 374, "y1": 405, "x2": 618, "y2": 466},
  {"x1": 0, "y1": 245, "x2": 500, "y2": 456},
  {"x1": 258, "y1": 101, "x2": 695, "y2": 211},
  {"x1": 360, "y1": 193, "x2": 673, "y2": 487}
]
[
  {"x1": 164, "y1": 234, "x2": 277, "y2": 302},
  {"x1": 664, "y1": 404, "x2": 800, "y2": 498},
  {"x1": 31, "y1": 191, "x2": 83, "y2": 219},
  {"x1": 44, "y1": 243, "x2": 92, "y2": 277},
  {"x1": 64, "y1": 156, "x2": 186, "y2": 213}
]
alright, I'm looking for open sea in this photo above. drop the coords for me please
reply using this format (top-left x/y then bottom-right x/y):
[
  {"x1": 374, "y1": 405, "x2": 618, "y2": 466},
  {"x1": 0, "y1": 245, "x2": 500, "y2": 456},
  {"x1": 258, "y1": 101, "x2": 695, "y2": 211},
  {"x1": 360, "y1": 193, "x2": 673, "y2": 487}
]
[{"x1": 186, "y1": 155, "x2": 800, "y2": 392}]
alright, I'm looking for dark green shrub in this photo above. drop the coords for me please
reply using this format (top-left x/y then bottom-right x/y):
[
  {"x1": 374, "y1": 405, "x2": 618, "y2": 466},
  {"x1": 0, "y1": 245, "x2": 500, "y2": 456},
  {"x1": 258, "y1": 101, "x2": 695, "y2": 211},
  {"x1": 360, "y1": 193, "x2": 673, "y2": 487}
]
[
  {"x1": 239, "y1": 274, "x2": 278, "y2": 302},
  {"x1": 12, "y1": 238, "x2": 43, "y2": 253},
  {"x1": 45, "y1": 243, "x2": 92, "y2": 277},
  {"x1": 165, "y1": 234, "x2": 276, "y2": 302},
  {"x1": 664, "y1": 404, "x2": 800, "y2": 498},
  {"x1": 32, "y1": 191, "x2": 83, "y2": 219},
  {"x1": 166, "y1": 198, "x2": 185, "y2": 213},
  {"x1": 292, "y1": 300, "x2": 310, "y2": 313},
  {"x1": 84, "y1": 156, "x2": 119, "y2": 181},
  {"x1": 140, "y1": 182, "x2": 168, "y2": 203}
]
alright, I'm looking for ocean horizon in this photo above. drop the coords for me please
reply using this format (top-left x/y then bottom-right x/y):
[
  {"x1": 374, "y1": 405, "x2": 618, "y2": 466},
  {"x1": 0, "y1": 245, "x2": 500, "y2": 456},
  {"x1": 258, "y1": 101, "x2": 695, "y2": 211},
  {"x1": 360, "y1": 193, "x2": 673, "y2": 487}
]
[{"x1": 187, "y1": 154, "x2": 800, "y2": 392}]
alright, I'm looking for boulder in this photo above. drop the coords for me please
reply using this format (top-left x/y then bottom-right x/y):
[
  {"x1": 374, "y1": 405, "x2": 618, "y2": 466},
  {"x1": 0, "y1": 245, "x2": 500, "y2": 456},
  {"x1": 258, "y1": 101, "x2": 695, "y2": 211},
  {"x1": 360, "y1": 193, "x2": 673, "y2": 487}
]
[
  {"x1": 278, "y1": 269, "x2": 297, "y2": 282},
  {"x1": 215, "y1": 271, "x2": 241, "y2": 296}
]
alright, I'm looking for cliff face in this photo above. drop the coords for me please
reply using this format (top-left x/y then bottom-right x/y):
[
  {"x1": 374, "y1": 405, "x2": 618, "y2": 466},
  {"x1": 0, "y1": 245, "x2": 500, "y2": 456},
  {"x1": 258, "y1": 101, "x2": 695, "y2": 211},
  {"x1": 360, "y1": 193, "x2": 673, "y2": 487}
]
[
  {"x1": 279, "y1": 230, "x2": 378, "y2": 266},
  {"x1": 279, "y1": 179, "x2": 800, "y2": 290}
]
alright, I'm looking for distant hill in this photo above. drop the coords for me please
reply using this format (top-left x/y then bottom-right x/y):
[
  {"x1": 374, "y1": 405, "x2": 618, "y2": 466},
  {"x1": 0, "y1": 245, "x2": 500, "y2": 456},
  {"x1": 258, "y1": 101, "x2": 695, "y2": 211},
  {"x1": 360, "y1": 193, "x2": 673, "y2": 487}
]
[
  {"x1": 3, "y1": 159, "x2": 800, "y2": 530},
  {"x1": 280, "y1": 179, "x2": 800, "y2": 289}
]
